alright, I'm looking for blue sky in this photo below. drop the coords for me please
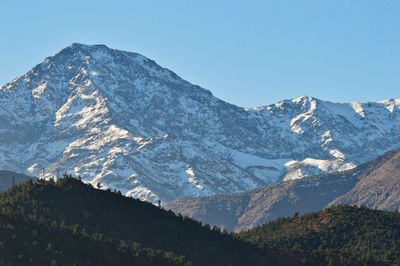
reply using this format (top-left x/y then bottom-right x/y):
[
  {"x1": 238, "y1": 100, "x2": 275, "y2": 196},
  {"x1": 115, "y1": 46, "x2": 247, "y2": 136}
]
[{"x1": 1, "y1": 1, "x2": 398, "y2": 107}]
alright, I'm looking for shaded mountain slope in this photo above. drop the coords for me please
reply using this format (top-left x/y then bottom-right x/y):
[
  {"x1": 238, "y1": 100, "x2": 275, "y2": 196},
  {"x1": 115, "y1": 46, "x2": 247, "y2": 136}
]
[
  {"x1": 331, "y1": 147, "x2": 400, "y2": 209},
  {"x1": 0, "y1": 212, "x2": 190, "y2": 266},
  {"x1": 167, "y1": 170, "x2": 359, "y2": 232},
  {"x1": 167, "y1": 147, "x2": 400, "y2": 231},
  {"x1": 0, "y1": 170, "x2": 36, "y2": 191}
]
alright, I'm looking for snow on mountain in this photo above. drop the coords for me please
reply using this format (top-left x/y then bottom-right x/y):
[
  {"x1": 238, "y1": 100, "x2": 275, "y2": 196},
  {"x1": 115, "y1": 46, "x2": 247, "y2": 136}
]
[{"x1": 0, "y1": 43, "x2": 399, "y2": 203}]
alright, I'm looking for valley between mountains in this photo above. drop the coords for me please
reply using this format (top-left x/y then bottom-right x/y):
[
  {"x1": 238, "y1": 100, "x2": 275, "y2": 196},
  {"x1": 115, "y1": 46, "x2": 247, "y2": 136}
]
[{"x1": 0, "y1": 43, "x2": 399, "y2": 205}]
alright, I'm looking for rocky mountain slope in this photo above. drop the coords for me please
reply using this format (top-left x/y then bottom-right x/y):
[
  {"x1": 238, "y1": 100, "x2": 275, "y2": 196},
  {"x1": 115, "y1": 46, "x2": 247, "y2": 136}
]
[
  {"x1": 0, "y1": 43, "x2": 399, "y2": 203},
  {"x1": 330, "y1": 147, "x2": 400, "y2": 209},
  {"x1": 166, "y1": 147, "x2": 400, "y2": 231}
]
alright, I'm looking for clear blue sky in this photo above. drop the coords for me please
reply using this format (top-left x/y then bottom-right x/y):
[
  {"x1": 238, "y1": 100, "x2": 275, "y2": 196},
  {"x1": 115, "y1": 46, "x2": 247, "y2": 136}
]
[{"x1": 1, "y1": 1, "x2": 398, "y2": 107}]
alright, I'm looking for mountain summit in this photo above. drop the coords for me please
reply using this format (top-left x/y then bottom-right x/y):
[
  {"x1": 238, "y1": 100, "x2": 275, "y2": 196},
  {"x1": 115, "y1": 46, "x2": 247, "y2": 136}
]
[{"x1": 0, "y1": 44, "x2": 399, "y2": 203}]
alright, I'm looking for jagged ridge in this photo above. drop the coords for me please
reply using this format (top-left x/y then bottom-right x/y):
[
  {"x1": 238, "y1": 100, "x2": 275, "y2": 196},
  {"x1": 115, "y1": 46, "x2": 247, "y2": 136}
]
[{"x1": 0, "y1": 43, "x2": 399, "y2": 203}]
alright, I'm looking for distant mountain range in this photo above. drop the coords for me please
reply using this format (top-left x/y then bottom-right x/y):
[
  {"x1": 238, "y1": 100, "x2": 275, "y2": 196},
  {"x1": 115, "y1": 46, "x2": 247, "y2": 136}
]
[
  {"x1": 0, "y1": 43, "x2": 399, "y2": 203},
  {"x1": 166, "y1": 146, "x2": 400, "y2": 231}
]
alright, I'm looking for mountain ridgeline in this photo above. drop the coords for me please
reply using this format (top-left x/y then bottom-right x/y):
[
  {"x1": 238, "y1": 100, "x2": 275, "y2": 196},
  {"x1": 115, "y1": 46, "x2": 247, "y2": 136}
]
[
  {"x1": 166, "y1": 146, "x2": 400, "y2": 231},
  {"x1": 0, "y1": 43, "x2": 399, "y2": 203}
]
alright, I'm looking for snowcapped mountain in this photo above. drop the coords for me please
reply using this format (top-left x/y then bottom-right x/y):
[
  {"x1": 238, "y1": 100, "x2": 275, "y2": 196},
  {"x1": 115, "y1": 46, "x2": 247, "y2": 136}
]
[{"x1": 0, "y1": 43, "x2": 399, "y2": 203}]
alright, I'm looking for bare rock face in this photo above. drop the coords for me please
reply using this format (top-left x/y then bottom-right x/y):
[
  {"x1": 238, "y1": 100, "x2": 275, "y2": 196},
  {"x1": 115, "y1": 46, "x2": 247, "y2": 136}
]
[
  {"x1": 0, "y1": 43, "x2": 399, "y2": 203},
  {"x1": 166, "y1": 147, "x2": 400, "y2": 231}
]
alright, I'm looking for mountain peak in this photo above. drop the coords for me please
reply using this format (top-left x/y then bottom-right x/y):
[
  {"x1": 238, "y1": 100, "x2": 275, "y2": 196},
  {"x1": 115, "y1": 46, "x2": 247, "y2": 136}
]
[
  {"x1": 53, "y1": 42, "x2": 107, "y2": 55},
  {"x1": 68, "y1": 42, "x2": 109, "y2": 49},
  {"x1": 0, "y1": 44, "x2": 399, "y2": 204},
  {"x1": 48, "y1": 43, "x2": 143, "y2": 67},
  {"x1": 292, "y1": 95, "x2": 317, "y2": 103},
  {"x1": 51, "y1": 42, "x2": 117, "y2": 62},
  {"x1": 51, "y1": 43, "x2": 185, "y2": 82}
]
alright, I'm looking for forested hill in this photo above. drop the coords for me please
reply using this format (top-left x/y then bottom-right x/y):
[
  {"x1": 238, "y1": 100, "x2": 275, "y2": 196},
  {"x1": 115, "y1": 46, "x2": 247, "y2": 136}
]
[
  {"x1": 0, "y1": 176, "x2": 308, "y2": 266},
  {"x1": 237, "y1": 205, "x2": 400, "y2": 264},
  {"x1": 0, "y1": 211, "x2": 190, "y2": 265},
  {"x1": 0, "y1": 176, "x2": 395, "y2": 265}
]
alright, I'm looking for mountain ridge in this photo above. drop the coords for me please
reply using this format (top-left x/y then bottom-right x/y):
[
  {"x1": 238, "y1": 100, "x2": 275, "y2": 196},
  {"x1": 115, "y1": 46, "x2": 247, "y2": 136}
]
[
  {"x1": 166, "y1": 146, "x2": 400, "y2": 231},
  {"x1": 0, "y1": 43, "x2": 399, "y2": 203}
]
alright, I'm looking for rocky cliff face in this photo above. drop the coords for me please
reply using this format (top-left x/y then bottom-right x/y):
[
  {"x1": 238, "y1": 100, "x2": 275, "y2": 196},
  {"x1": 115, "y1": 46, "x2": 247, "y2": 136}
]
[
  {"x1": 0, "y1": 43, "x2": 399, "y2": 203},
  {"x1": 166, "y1": 147, "x2": 400, "y2": 231}
]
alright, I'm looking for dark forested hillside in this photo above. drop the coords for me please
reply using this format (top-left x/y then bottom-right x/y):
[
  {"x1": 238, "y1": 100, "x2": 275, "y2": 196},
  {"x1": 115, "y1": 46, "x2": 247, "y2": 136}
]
[
  {"x1": 0, "y1": 176, "x2": 302, "y2": 266},
  {"x1": 0, "y1": 176, "x2": 396, "y2": 265},
  {"x1": 237, "y1": 205, "x2": 400, "y2": 263},
  {"x1": 0, "y1": 212, "x2": 190, "y2": 266}
]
